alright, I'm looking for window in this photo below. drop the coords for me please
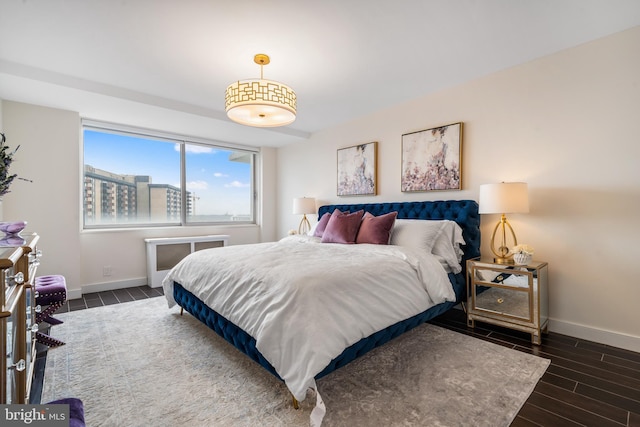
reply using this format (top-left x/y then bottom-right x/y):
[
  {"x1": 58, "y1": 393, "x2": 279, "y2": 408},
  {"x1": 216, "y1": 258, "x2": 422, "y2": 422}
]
[{"x1": 82, "y1": 121, "x2": 257, "y2": 228}]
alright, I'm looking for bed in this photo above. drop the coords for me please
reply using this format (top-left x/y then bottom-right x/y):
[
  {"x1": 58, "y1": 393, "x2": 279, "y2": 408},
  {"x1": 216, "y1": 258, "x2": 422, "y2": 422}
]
[{"x1": 162, "y1": 200, "x2": 480, "y2": 422}]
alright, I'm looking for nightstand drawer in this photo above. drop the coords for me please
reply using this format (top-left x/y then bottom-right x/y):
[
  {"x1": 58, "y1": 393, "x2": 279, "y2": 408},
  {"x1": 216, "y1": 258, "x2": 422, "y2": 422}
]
[{"x1": 474, "y1": 286, "x2": 530, "y2": 320}]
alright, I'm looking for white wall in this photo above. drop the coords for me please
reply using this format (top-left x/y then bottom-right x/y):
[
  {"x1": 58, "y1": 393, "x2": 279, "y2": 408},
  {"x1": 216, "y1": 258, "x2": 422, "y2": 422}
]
[
  {"x1": 277, "y1": 26, "x2": 640, "y2": 352},
  {"x1": 1, "y1": 101, "x2": 279, "y2": 298},
  {"x1": 3, "y1": 102, "x2": 83, "y2": 292}
]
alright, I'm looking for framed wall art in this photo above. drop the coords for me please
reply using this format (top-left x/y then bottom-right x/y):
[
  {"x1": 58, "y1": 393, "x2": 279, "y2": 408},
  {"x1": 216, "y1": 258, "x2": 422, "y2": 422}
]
[
  {"x1": 337, "y1": 141, "x2": 377, "y2": 196},
  {"x1": 401, "y1": 122, "x2": 462, "y2": 192}
]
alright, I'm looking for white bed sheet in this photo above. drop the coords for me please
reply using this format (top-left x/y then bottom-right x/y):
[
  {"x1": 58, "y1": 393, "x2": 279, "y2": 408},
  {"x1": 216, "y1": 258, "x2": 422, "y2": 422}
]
[{"x1": 163, "y1": 235, "x2": 456, "y2": 402}]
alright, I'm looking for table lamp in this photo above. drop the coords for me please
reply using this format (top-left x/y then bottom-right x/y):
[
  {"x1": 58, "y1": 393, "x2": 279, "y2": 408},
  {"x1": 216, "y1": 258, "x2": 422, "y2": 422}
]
[
  {"x1": 479, "y1": 182, "x2": 529, "y2": 264},
  {"x1": 293, "y1": 197, "x2": 316, "y2": 235}
]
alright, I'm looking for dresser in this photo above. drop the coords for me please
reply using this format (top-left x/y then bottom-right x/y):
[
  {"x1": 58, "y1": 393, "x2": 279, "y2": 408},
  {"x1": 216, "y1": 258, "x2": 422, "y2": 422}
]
[{"x1": 0, "y1": 233, "x2": 41, "y2": 403}]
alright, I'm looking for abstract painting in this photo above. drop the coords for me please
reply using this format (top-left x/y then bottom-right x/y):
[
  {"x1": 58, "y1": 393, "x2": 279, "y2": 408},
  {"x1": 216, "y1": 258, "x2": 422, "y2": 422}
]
[
  {"x1": 401, "y1": 122, "x2": 462, "y2": 192},
  {"x1": 337, "y1": 141, "x2": 377, "y2": 196}
]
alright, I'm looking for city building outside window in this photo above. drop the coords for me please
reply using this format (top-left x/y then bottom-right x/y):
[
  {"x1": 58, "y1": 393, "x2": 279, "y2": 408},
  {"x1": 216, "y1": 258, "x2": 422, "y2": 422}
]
[{"x1": 82, "y1": 121, "x2": 256, "y2": 228}]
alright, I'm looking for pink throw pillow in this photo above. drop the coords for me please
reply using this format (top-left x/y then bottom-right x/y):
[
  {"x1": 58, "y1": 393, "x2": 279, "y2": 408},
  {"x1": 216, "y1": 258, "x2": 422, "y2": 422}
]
[
  {"x1": 313, "y1": 209, "x2": 350, "y2": 237},
  {"x1": 313, "y1": 212, "x2": 332, "y2": 237},
  {"x1": 321, "y1": 210, "x2": 364, "y2": 243},
  {"x1": 356, "y1": 211, "x2": 398, "y2": 244}
]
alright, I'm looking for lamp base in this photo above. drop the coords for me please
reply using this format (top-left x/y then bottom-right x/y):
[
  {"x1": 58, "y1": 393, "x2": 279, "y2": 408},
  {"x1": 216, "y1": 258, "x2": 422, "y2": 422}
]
[
  {"x1": 489, "y1": 215, "x2": 518, "y2": 265},
  {"x1": 298, "y1": 215, "x2": 311, "y2": 235}
]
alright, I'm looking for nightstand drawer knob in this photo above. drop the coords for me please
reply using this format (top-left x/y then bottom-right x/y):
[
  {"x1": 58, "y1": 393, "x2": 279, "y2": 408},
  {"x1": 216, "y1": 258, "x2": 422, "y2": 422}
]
[{"x1": 9, "y1": 359, "x2": 26, "y2": 372}]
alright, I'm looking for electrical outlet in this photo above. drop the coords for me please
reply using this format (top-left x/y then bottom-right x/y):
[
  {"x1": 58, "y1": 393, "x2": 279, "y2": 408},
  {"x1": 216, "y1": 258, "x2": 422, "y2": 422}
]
[{"x1": 103, "y1": 266, "x2": 112, "y2": 276}]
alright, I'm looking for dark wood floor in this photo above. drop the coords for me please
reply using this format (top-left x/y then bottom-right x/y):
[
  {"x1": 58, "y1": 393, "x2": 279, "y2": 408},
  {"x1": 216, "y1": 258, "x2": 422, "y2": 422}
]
[{"x1": 33, "y1": 288, "x2": 640, "y2": 426}]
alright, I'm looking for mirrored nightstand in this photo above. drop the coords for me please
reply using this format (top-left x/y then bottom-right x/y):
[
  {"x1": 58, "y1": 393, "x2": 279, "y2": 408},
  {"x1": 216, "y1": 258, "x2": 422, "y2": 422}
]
[{"x1": 467, "y1": 258, "x2": 549, "y2": 344}]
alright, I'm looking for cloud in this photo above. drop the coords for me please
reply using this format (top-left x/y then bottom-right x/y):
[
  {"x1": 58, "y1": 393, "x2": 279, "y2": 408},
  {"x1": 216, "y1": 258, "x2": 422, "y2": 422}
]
[
  {"x1": 174, "y1": 143, "x2": 214, "y2": 154},
  {"x1": 214, "y1": 172, "x2": 229, "y2": 178},
  {"x1": 186, "y1": 180, "x2": 209, "y2": 190},
  {"x1": 225, "y1": 181, "x2": 249, "y2": 188}
]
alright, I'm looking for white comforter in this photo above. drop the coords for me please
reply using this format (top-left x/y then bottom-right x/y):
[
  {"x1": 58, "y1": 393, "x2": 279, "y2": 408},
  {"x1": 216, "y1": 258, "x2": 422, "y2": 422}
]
[{"x1": 162, "y1": 235, "x2": 455, "y2": 402}]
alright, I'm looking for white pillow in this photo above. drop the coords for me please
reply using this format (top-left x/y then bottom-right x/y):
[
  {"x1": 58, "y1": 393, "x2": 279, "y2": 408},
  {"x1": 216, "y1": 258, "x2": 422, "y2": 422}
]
[
  {"x1": 389, "y1": 219, "x2": 448, "y2": 252},
  {"x1": 307, "y1": 221, "x2": 318, "y2": 236},
  {"x1": 390, "y1": 219, "x2": 465, "y2": 274},
  {"x1": 432, "y1": 221, "x2": 465, "y2": 274}
]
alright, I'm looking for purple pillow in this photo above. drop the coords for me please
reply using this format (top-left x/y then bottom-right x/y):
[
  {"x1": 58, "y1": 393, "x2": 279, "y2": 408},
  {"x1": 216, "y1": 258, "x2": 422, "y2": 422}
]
[
  {"x1": 321, "y1": 210, "x2": 364, "y2": 243},
  {"x1": 313, "y1": 212, "x2": 331, "y2": 237},
  {"x1": 356, "y1": 211, "x2": 398, "y2": 244},
  {"x1": 313, "y1": 209, "x2": 349, "y2": 237}
]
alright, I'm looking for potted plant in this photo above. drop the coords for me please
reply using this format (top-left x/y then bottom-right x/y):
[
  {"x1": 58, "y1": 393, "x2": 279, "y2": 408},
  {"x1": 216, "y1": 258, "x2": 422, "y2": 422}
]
[
  {"x1": 0, "y1": 132, "x2": 30, "y2": 198},
  {"x1": 0, "y1": 132, "x2": 32, "y2": 226}
]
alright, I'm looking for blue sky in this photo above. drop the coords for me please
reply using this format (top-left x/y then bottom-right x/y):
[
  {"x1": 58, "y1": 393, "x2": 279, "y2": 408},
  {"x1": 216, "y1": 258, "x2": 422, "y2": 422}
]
[{"x1": 83, "y1": 130, "x2": 252, "y2": 215}]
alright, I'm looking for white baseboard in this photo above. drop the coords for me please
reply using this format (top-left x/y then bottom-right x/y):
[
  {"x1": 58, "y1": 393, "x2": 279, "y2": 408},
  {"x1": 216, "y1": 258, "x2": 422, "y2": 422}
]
[
  {"x1": 69, "y1": 277, "x2": 148, "y2": 300},
  {"x1": 67, "y1": 289, "x2": 83, "y2": 300},
  {"x1": 549, "y1": 318, "x2": 640, "y2": 353},
  {"x1": 454, "y1": 306, "x2": 639, "y2": 353}
]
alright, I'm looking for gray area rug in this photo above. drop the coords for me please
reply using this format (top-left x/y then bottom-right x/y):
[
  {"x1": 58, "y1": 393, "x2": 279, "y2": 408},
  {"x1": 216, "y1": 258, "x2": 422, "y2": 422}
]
[{"x1": 42, "y1": 297, "x2": 549, "y2": 426}]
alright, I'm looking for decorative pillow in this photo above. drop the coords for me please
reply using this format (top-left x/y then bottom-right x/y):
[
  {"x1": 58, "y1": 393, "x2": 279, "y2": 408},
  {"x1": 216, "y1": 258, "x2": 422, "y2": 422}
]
[
  {"x1": 312, "y1": 212, "x2": 331, "y2": 237},
  {"x1": 312, "y1": 209, "x2": 349, "y2": 237},
  {"x1": 321, "y1": 210, "x2": 364, "y2": 244},
  {"x1": 356, "y1": 211, "x2": 398, "y2": 244},
  {"x1": 389, "y1": 219, "x2": 448, "y2": 252}
]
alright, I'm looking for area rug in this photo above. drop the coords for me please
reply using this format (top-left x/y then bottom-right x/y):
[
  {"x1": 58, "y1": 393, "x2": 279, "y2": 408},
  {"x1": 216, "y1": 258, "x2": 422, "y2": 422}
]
[{"x1": 42, "y1": 297, "x2": 549, "y2": 426}]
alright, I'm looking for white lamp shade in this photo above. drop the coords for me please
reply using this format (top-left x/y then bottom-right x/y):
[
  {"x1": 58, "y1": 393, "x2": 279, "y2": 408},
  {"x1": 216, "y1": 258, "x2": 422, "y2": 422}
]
[
  {"x1": 293, "y1": 197, "x2": 316, "y2": 215},
  {"x1": 479, "y1": 182, "x2": 529, "y2": 214}
]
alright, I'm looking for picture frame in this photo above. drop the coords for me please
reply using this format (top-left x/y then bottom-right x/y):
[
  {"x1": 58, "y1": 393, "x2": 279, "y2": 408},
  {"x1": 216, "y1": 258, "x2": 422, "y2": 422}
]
[
  {"x1": 401, "y1": 122, "x2": 462, "y2": 192},
  {"x1": 337, "y1": 141, "x2": 377, "y2": 196}
]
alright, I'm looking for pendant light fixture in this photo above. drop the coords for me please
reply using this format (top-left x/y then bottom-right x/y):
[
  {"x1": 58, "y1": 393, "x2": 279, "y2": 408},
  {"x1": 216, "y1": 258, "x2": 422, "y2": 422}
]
[{"x1": 225, "y1": 54, "x2": 297, "y2": 127}]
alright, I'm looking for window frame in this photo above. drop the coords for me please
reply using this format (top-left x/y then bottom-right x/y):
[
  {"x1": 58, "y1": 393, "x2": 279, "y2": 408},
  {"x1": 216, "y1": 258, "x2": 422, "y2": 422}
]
[{"x1": 81, "y1": 119, "x2": 259, "y2": 230}]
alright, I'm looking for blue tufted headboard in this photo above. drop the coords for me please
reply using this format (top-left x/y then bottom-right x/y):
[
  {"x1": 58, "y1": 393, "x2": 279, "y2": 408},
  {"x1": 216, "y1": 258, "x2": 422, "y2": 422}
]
[{"x1": 317, "y1": 200, "x2": 480, "y2": 267}]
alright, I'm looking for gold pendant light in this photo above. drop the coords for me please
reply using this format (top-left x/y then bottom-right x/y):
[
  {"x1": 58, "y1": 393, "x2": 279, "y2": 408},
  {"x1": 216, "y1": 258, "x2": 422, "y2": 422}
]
[{"x1": 225, "y1": 54, "x2": 297, "y2": 127}]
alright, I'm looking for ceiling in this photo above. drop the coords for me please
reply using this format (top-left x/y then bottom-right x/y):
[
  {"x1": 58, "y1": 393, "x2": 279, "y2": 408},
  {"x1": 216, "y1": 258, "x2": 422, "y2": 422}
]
[{"x1": 1, "y1": 1, "x2": 639, "y2": 148}]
